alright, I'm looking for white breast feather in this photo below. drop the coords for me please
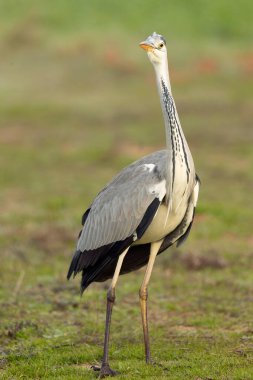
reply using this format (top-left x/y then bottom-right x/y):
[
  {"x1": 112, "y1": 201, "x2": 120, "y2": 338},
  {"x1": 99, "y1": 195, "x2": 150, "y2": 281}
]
[
  {"x1": 149, "y1": 179, "x2": 166, "y2": 201},
  {"x1": 193, "y1": 180, "x2": 200, "y2": 207}
]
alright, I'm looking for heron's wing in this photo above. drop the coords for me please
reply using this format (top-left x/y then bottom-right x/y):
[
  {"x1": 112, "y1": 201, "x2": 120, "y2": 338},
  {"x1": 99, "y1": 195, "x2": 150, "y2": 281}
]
[
  {"x1": 68, "y1": 160, "x2": 166, "y2": 278},
  {"x1": 78, "y1": 164, "x2": 165, "y2": 251}
]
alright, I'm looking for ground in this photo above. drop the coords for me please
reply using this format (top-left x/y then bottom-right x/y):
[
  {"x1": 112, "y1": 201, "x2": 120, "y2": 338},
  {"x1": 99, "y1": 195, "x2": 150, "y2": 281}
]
[{"x1": 0, "y1": 1, "x2": 253, "y2": 379}]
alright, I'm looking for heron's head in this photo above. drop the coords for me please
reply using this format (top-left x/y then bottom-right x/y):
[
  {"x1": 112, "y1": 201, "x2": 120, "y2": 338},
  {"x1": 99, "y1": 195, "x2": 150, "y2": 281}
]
[{"x1": 140, "y1": 32, "x2": 167, "y2": 65}]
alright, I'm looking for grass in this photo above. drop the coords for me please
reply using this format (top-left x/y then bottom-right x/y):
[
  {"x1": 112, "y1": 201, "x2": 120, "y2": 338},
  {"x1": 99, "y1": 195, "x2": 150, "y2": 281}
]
[{"x1": 0, "y1": 1, "x2": 253, "y2": 379}]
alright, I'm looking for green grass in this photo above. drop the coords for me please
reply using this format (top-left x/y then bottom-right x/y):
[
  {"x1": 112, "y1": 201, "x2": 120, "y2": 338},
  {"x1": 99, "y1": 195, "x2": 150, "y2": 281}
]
[{"x1": 0, "y1": 1, "x2": 253, "y2": 379}]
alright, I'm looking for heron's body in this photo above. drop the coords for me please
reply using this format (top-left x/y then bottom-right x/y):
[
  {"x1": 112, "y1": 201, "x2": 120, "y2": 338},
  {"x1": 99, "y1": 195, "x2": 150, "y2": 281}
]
[
  {"x1": 68, "y1": 149, "x2": 199, "y2": 288},
  {"x1": 67, "y1": 33, "x2": 200, "y2": 377}
]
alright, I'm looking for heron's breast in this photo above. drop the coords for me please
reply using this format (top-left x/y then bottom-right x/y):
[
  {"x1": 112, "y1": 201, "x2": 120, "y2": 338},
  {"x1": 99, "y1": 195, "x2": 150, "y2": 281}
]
[{"x1": 133, "y1": 199, "x2": 187, "y2": 245}]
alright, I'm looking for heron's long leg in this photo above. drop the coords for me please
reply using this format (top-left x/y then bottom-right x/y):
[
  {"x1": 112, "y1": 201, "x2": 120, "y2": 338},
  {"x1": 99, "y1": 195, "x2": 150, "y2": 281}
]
[
  {"x1": 100, "y1": 247, "x2": 129, "y2": 378},
  {"x1": 139, "y1": 239, "x2": 163, "y2": 364}
]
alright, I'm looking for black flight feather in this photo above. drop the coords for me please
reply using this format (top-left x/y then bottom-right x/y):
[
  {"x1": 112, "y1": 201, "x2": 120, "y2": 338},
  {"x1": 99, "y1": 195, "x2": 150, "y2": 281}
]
[{"x1": 67, "y1": 198, "x2": 160, "y2": 291}]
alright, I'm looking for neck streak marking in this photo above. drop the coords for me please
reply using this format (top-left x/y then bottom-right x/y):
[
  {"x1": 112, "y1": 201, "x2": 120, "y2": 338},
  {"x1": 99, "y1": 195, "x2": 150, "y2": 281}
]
[
  {"x1": 161, "y1": 79, "x2": 190, "y2": 183},
  {"x1": 161, "y1": 79, "x2": 175, "y2": 188}
]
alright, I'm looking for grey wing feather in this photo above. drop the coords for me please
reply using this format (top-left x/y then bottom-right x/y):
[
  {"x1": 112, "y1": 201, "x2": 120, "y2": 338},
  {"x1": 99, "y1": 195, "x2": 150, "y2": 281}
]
[{"x1": 77, "y1": 151, "x2": 167, "y2": 252}]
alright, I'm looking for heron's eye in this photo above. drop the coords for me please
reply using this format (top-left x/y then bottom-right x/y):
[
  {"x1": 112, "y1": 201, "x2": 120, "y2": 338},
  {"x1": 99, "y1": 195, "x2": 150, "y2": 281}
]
[{"x1": 159, "y1": 43, "x2": 164, "y2": 49}]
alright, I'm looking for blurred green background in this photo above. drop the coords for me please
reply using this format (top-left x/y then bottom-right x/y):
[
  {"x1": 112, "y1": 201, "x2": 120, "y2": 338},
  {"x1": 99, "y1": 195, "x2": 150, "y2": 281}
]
[{"x1": 0, "y1": 1, "x2": 253, "y2": 379}]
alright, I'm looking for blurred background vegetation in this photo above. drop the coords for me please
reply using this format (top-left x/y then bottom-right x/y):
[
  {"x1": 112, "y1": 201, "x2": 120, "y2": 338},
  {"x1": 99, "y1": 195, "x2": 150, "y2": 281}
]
[{"x1": 0, "y1": 1, "x2": 252, "y2": 379}]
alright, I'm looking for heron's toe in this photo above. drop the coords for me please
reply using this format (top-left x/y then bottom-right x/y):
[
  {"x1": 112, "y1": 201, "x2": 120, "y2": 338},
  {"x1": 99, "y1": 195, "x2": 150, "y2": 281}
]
[{"x1": 91, "y1": 365, "x2": 101, "y2": 372}]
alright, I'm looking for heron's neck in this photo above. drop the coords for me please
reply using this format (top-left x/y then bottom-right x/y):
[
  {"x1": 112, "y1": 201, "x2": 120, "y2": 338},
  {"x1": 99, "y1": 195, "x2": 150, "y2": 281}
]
[
  {"x1": 154, "y1": 59, "x2": 192, "y2": 200},
  {"x1": 154, "y1": 59, "x2": 182, "y2": 148}
]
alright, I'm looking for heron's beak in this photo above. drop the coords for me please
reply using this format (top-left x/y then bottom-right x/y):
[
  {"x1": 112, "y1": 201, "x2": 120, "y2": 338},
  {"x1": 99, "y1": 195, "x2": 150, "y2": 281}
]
[{"x1": 139, "y1": 41, "x2": 155, "y2": 52}]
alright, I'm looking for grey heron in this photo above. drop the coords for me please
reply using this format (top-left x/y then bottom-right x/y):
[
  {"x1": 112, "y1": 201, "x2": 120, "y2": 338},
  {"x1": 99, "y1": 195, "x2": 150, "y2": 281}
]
[{"x1": 67, "y1": 32, "x2": 200, "y2": 377}]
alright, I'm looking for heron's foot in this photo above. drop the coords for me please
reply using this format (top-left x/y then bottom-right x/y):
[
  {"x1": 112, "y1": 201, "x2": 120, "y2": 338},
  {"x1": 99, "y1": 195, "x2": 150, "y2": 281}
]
[
  {"x1": 146, "y1": 358, "x2": 169, "y2": 371},
  {"x1": 146, "y1": 356, "x2": 156, "y2": 366},
  {"x1": 100, "y1": 363, "x2": 118, "y2": 378},
  {"x1": 92, "y1": 363, "x2": 118, "y2": 378}
]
